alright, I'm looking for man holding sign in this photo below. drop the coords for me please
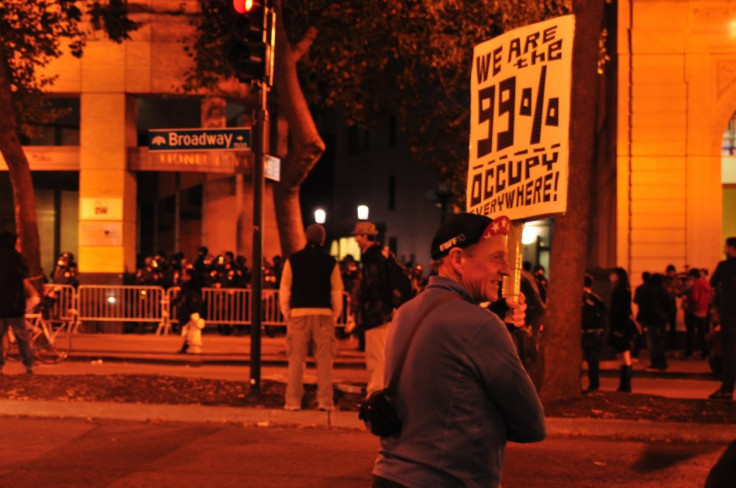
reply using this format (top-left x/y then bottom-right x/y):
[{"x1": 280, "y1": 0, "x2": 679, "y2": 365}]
[
  {"x1": 467, "y1": 15, "x2": 573, "y2": 220},
  {"x1": 371, "y1": 213, "x2": 544, "y2": 488}
]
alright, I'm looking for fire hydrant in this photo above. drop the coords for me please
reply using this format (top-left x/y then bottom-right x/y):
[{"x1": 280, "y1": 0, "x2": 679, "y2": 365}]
[{"x1": 181, "y1": 312, "x2": 205, "y2": 354}]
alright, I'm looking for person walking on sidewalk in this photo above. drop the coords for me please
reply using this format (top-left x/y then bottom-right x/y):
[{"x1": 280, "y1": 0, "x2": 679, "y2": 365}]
[
  {"x1": 634, "y1": 273, "x2": 670, "y2": 370},
  {"x1": 0, "y1": 231, "x2": 35, "y2": 375},
  {"x1": 664, "y1": 264, "x2": 683, "y2": 349},
  {"x1": 683, "y1": 268, "x2": 712, "y2": 360},
  {"x1": 608, "y1": 267, "x2": 637, "y2": 392},
  {"x1": 353, "y1": 221, "x2": 394, "y2": 395},
  {"x1": 172, "y1": 266, "x2": 203, "y2": 353},
  {"x1": 279, "y1": 224, "x2": 344, "y2": 411},
  {"x1": 708, "y1": 237, "x2": 736, "y2": 401},
  {"x1": 371, "y1": 213, "x2": 544, "y2": 488},
  {"x1": 581, "y1": 274, "x2": 606, "y2": 391}
]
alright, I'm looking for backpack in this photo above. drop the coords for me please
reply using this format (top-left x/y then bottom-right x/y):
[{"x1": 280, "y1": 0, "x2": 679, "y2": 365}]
[{"x1": 384, "y1": 253, "x2": 414, "y2": 308}]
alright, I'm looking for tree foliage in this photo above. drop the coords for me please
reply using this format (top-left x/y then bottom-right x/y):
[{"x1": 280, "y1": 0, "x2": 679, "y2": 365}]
[
  {"x1": 0, "y1": 0, "x2": 137, "y2": 283},
  {"x1": 288, "y1": 0, "x2": 571, "y2": 206},
  {"x1": 1, "y1": 0, "x2": 137, "y2": 138},
  {"x1": 184, "y1": 1, "x2": 572, "y2": 234}
]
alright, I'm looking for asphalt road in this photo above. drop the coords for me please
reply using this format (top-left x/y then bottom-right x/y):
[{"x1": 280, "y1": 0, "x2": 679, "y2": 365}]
[{"x1": 0, "y1": 417, "x2": 727, "y2": 488}]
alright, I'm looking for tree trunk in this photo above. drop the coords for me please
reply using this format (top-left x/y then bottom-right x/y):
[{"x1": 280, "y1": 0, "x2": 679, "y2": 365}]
[
  {"x1": 0, "y1": 55, "x2": 43, "y2": 290},
  {"x1": 272, "y1": 0, "x2": 326, "y2": 257},
  {"x1": 539, "y1": 0, "x2": 606, "y2": 404}
]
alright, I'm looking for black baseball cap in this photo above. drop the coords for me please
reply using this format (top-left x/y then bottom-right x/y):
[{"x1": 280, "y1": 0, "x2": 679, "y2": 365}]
[{"x1": 430, "y1": 213, "x2": 510, "y2": 260}]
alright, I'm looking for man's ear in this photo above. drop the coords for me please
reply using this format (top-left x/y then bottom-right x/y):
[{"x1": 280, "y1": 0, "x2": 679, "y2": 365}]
[{"x1": 448, "y1": 247, "x2": 464, "y2": 274}]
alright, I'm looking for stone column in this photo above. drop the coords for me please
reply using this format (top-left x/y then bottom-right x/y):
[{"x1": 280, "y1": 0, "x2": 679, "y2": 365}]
[
  {"x1": 201, "y1": 97, "x2": 238, "y2": 257},
  {"x1": 77, "y1": 40, "x2": 137, "y2": 283}
]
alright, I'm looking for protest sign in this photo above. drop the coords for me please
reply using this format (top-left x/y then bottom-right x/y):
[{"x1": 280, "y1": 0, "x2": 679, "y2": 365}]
[{"x1": 467, "y1": 15, "x2": 575, "y2": 221}]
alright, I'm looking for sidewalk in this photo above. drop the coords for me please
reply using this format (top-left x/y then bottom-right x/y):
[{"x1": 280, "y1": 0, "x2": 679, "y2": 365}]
[
  {"x1": 67, "y1": 332, "x2": 366, "y2": 368},
  {"x1": 66, "y1": 332, "x2": 715, "y2": 378},
  {"x1": 3, "y1": 332, "x2": 734, "y2": 443}
]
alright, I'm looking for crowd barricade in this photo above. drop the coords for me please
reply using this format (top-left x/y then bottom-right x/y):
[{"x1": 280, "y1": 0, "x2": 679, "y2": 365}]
[
  {"x1": 50, "y1": 285, "x2": 351, "y2": 336},
  {"x1": 162, "y1": 286, "x2": 351, "y2": 335},
  {"x1": 42, "y1": 283, "x2": 78, "y2": 329},
  {"x1": 163, "y1": 287, "x2": 252, "y2": 335},
  {"x1": 77, "y1": 285, "x2": 167, "y2": 331}
]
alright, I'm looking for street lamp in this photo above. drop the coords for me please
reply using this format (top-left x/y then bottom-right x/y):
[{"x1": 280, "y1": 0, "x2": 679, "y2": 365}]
[
  {"x1": 314, "y1": 208, "x2": 326, "y2": 224},
  {"x1": 357, "y1": 204, "x2": 369, "y2": 220}
]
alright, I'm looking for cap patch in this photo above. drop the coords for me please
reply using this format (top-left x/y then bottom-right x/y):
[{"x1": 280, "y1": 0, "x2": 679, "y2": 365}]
[{"x1": 481, "y1": 216, "x2": 510, "y2": 239}]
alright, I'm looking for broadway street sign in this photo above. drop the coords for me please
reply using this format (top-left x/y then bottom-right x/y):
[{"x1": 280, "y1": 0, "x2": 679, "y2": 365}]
[{"x1": 148, "y1": 128, "x2": 251, "y2": 152}]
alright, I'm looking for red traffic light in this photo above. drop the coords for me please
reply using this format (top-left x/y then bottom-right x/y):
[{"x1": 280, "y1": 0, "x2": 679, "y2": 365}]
[{"x1": 232, "y1": 0, "x2": 254, "y2": 14}]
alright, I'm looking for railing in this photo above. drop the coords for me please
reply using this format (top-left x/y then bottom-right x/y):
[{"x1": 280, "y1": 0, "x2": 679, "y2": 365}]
[
  {"x1": 78, "y1": 285, "x2": 166, "y2": 325},
  {"x1": 42, "y1": 284, "x2": 78, "y2": 324},
  {"x1": 41, "y1": 285, "x2": 352, "y2": 335}
]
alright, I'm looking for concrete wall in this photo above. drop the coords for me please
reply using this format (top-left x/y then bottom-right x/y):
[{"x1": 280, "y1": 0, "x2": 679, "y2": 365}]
[{"x1": 618, "y1": 0, "x2": 736, "y2": 281}]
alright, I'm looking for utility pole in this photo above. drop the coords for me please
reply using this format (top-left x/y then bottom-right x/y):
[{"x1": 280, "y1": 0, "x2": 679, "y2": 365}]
[
  {"x1": 249, "y1": 81, "x2": 267, "y2": 393},
  {"x1": 227, "y1": 0, "x2": 276, "y2": 395}
]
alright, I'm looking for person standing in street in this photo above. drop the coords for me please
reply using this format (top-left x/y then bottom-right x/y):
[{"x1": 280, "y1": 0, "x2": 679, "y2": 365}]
[
  {"x1": 372, "y1": 213, "x2": 544, "y2": 488},
  {"x1": 353, "y1": 221, "x2": 394, "y2": 395},
  {"x1": 581, "y1": 274, "x2": 606, "y2": 391},
  {"x1": 0, "y1": 231, "x2": 35, "y2": 375},
  {"x1": 608, "y1": 267, "x2": 637, "y2": 392},
  {"x1": 683, "y1": 268, "x2": 712, "y2": 360},
  {"x1": 172, "y1": 266, "x2": 203, "y2": 352},
  {"x1": 709, "y1": 237, "x2": 736, "y2": 401},
  {"x1": 634, "y1": 273, "x2": 671, "y2": 370},
  {"x1": 279, "y1": 224, "x2": 344, "y2": 411},
  {"x1": 664, "y1": 264, "x2": 682, "y2": 349}
]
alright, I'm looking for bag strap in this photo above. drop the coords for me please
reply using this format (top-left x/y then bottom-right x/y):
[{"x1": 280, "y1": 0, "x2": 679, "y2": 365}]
[{"x1": 386, "y1": 293, "x2": 461, "y2": 395}]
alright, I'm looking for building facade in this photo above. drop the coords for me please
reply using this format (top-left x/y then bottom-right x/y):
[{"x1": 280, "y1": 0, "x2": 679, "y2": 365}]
[
  {"x1": 2, "y1": 0, "x2": 736, "y2": 283},
  {"x1": 617, "y1": 0, "x2": 736, "y2": 279}
]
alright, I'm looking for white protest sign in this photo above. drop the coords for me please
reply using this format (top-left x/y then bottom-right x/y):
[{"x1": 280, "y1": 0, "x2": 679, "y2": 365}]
[{"x1": 467, "y1": 15, "x2": 575, "y2": 220}]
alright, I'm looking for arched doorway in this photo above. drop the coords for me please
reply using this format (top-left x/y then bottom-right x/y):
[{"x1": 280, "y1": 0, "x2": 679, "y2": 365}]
[{"x1": 721, "y1": 114, "x2": 736, "y2": 243}]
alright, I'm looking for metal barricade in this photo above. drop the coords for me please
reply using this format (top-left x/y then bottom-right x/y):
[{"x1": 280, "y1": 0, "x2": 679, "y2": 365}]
[
  {"x1": 166, "y1": 287, "x2": 252, "y2": 334},
  {"x1": 42, "y1": 283, "x2": 78, "y2": 326},
  {"x1": 202, "y1": 287, "x2": 251, "y2": 329},
  {"x1": 262, "y1": 289, "x2": 351, "y2": 328},
  {"x1": 262, "y1": 289, "x2": 282, "y2": 327},
  {"x1": 161, "y1": 287, "x2": 351, "y2": 335},
  {"x1": 78, "y1": 285, "x2": 166, "y2": 331}
]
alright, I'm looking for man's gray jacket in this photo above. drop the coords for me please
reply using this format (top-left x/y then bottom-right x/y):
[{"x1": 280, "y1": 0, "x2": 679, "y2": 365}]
[{"x1": 373, "y1": 276, "x2": 545, "y2": 488}]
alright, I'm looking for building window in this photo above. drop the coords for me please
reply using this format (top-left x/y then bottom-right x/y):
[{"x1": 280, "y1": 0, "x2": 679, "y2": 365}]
[
  {"x1": 388, "y1": 175, "x2": 396, "y2": 210},
  {"x1": 19, "y1": 97, "x2": 80, "y2": 146}
]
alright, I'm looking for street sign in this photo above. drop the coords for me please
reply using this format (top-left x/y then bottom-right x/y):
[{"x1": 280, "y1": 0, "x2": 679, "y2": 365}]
[
  {"x1": 264, "y1": 154, "x2": 280, "y2": 181},
  {"x1": 148, "y1": 128, "x2": 251, "y2": 152}
]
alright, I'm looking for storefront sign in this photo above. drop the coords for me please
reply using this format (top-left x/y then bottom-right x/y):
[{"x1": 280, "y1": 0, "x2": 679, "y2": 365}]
[{"x1": 148, "y1": 128, "x2": 251, "y2": 152}]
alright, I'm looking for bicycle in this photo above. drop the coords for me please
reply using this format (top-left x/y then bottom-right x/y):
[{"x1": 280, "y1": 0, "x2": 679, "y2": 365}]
[{"x1": 2, "y1": 295, "x2": 75, "y2": 365}]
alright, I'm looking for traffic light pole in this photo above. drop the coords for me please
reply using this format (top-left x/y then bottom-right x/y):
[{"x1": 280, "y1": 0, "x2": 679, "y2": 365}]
[{"x1": 250, "y1": 80, "x2": 268, "y2": 394}]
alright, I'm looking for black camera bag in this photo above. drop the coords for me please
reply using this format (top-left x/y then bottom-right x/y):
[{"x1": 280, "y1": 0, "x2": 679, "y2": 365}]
[{"x1": 358, "y1": 293, "x2": 459, "y2": 438}]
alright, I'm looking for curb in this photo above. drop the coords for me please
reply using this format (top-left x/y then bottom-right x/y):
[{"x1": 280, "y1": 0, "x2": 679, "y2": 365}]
[
  {"x1": 1, "y1": 400, "x2": 734, "y2": 443},
  {"x1": 546, "y1": 417, "x2": 736, "y2": 443},
  {"x1": 65, "y1": 354, "x2": 715, "y2": 379},
  {"x1": 65, "y1": 354, "x2": 367, "y2": 369},
  {"x1": 0, "y1": 399, "x2": 357, "y2": 429}
]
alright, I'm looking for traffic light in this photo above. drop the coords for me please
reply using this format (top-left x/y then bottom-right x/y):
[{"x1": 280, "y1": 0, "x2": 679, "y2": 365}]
[{"x1": 226, "y1": 0, "x2": 274, "y2": 84}]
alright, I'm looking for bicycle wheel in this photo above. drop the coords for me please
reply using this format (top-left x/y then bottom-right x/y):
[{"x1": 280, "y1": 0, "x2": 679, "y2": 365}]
[
  {"x1": 31, "y1": 330, "x2": 67, "y2": 364},
  {"x1": 47, "y1": 320, "x2": 73, "y2": 359}
]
